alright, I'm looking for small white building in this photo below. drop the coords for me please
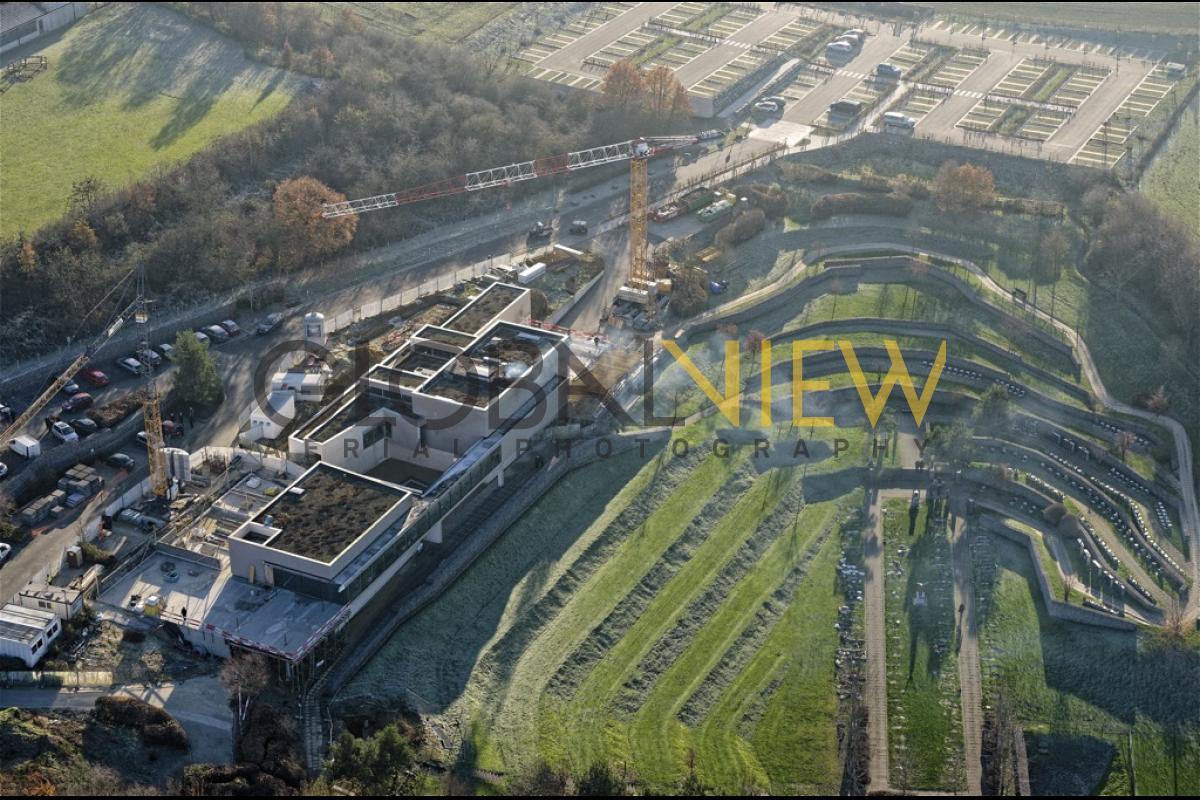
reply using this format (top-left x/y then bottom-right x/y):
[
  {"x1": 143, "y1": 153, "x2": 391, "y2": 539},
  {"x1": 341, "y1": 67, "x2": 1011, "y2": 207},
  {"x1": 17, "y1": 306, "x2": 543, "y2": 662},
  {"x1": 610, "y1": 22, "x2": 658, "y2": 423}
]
[
  {"x1": 16, "y1": 582, "x2": 84, "y2": 621},
  {"x1": 0, "y1": 604, "x2": 61, "y2": 667},
  {"x1": 249, "y1": 390, "x2": 296, "y2": 441}
]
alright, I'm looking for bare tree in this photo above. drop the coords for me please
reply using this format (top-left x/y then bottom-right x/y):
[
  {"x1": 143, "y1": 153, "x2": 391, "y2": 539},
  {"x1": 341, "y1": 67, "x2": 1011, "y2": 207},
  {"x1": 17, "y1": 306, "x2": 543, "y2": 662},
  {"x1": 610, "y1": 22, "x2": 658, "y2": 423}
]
[
  {"x1": 1114, "y1": 430, "x2": 1135, "y2": 462},
  {"x1": 221, "y1": 651, "x2": 271, "y2": 725}
]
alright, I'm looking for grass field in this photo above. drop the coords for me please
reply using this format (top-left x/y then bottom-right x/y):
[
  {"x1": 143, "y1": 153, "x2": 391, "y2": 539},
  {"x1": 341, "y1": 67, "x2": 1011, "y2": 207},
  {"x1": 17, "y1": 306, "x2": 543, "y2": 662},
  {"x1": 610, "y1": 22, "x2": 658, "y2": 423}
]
[
  {"x1": 970, "y1": 531, "x2": 1200, "y2": 795},
  {"x1": 316, "y1": 2, "x2": 517, "y2": 43},
  {"x1": 903, "y1": 2, "x2": 1199, "y2": 35},
  {"x1": 0, "y1": 4, "x2": 303, "y2": 238},
  {"x1": 1141, "y1": 98, "x2": 1200, "y2": 237},
  {"x1": 882, "y1": 497, "x2": 965, "y2": 791},
  {"x1": 341, "y1": 418, "x2": 867, "y2": 792}
]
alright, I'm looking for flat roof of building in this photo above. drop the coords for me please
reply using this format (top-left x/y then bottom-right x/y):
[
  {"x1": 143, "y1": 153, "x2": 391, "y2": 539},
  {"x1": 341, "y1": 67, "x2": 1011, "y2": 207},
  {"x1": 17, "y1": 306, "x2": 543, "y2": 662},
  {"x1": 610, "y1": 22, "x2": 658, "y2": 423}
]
[
  {"x1": 99, "y1": 552, "x2": 343, "y2": 661},
  {"x1": 252, "y1": 463, "x2": 409, "y2": 563},
  {"x1": 0, "y1": 604, "x2": 57, "y2": 645},
  {"x1": 18, "y1": 583, "x2": 83, "y2": 605},
  {"x1": 442, "y1": 283, "x2": 525, "y2": 334},
  {"x1": 422, "y1": 321, "x2": 564, "y2": 407}
]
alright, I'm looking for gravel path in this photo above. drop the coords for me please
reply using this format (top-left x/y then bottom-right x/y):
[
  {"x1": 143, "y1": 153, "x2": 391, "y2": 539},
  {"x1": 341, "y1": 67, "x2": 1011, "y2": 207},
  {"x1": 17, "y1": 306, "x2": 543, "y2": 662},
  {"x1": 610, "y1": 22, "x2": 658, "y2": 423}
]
[{"x1": 950, "y1": 515, "x2": 983, "y2": 795}]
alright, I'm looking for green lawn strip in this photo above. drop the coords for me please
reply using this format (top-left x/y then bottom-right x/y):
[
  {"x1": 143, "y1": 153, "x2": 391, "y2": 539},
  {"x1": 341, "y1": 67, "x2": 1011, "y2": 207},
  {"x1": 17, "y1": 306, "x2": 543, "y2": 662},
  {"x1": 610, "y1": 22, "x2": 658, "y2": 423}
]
[
  {"x1": 549, "y1": 457, "x2": 778, "y2": 773},
  {"x1": 625, "y1": 495, "x2": 840, "y2": 791},
  {"x1": 883, "y1": 498, "x2": 965, "y2": 791},
  {"x1": 520, "y1": 435, "x2": 749, "y2": 771},
  {"x1": 691, "y1": 525, "x2": 847, "y2": 792},
  {"x1": 0, "y1": 4, "x2": 301, "y2": 238},
  {"x1": 1000, "y1": 517, "x2": 1071, "y2": 602},
  {"x1": 338, "y1": 444, "x2": 666, "y2": 704},
  {"x1": 456, "y1": 424, "x2": 723, "y2": 772},
  {"x1": 971, "y1": 530, "x2": 1200, "y2": 796},
  {"x1": 747, "y1": 532, "x2": 847, "y2": 794}
]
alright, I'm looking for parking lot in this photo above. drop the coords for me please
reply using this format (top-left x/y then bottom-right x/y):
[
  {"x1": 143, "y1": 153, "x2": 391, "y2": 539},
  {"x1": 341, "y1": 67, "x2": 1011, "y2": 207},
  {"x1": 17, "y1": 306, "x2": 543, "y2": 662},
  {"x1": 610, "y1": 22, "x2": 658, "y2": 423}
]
[
  {"x1": 514, "y1": 2, "x2": 859, "y2": 116},
  {"x1": 521, "y1": 3, "x2": 1183, "y2": 169}
]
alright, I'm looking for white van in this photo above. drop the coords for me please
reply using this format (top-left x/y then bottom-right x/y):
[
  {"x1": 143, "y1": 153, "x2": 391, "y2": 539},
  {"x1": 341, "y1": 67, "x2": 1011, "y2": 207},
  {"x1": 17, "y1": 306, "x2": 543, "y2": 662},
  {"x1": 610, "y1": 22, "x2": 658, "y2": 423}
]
[
  {"x1": 883, "y1": 111, "x2": 916, "y2": 130},
  {"x1": 9, "y1": 435, "x2": 41, "y2": 459}
]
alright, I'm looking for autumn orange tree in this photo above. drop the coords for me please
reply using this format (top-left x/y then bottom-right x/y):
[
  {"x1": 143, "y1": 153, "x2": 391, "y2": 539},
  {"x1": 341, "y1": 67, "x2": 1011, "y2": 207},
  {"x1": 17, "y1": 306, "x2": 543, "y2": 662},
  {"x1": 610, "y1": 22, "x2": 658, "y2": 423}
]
[
  {"x1": 932, "y1": 161, "x2": 995, "y2": 213},
  {"x1": 643, "y1": 65, "x2": 692, "y2": 119},
  {"x1": 601, "y1": 60, "x2": 646, "y2": 112},
  {"x1": 601, "y1": 60, "x2": 692, "y2": 126},
  {"x1": 273, "y1": 176, "x2": 357, "y2": 270}
]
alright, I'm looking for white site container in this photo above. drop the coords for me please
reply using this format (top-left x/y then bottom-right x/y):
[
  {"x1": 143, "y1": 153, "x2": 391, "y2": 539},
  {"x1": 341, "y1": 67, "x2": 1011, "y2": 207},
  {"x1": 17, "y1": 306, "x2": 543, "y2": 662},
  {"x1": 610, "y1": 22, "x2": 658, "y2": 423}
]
[{"x1": 518, "y1": 262, "x2": 547, "y2": 285}]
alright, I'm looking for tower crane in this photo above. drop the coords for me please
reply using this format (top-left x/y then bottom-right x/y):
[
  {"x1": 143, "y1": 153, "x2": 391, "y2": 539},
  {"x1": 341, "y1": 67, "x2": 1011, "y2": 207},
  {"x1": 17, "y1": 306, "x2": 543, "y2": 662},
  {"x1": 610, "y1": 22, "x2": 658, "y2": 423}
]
[
  {"x1": 321, "y1": 135, "x2": 699, "y2": 307},
  {"x1": 133, "y1": 268, "x2": 169, "y2": 498},
  {"x1": 0, "y1": 267, "x2": 170, "y2": 497}
]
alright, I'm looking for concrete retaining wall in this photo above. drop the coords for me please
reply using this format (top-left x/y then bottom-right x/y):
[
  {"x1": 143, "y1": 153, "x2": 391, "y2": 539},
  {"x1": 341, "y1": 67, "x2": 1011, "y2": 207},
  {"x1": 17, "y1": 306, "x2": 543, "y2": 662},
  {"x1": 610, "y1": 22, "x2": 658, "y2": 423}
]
[{"x1": 980, "y1": 519, "x2": 1137, "y2": 631}]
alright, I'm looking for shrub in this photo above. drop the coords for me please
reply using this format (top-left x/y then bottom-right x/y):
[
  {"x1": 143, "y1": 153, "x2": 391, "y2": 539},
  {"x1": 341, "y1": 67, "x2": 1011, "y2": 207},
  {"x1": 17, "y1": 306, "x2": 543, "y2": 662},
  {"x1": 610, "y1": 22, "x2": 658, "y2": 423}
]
[
  {"x1": 94, "y1": 696, "x2": 189, "y2": 750},
  {"x1": 810, "y1": 192, "x2": 913, "y2": 219},
  {"x1": 80, "y1": 542, "x2": 116, "y2": 567},
  {"x1": 143, "y1": 721, "x2": 190, "y2": 749},
  {"x1": 714, "y1": 208, "x2": 767, "y2": 249},
  {"x1": 858, "y1": 174, "x2": 893, "y2": 193},
  {"x1": 738, "y1": 184, "x2": 788, "y2": 219}
]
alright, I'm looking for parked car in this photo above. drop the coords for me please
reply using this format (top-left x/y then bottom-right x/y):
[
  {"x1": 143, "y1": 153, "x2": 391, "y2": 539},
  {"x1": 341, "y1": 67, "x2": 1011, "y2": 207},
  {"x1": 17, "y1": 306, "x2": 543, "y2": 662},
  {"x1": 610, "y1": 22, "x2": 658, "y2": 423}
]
[
  {"x1": 875, "y1": 62, "x2": 903, "y2": 80},
  {"x1": 761, "y1": 95, "x2": 787, "y2": 107},
  {"x1": 219, "y1": 320, "x2": 241, "y2": 336},
  {"x1": 70, "y1": 418, "x2": 99, "y2": 437},
  {"x1": 0, "y1": 462, "x2": 8, "y2": 480},
  {"x1": 138, "y1": 348, "x2": 162, "y2": 369},
  {"x1": 0, "y1": 542, "x2": 10, "y2": 563},
  {"x1": 256, "y1": 312, "x2": 284, "y2": 335},
  {"x1": 156, "y1": 343, "x2": 175, "y2": 360},
  {"x1": 106, "y1": 452, "x2": 136, "y2": 470},
  {"x1": 135, "y1": 430, "x2": 148, "y2": 446},
  {"x1": 568, "y1": 220, "x2": 589, "y2": 235},
  {"x1": 162, "y1": 419, "x2": 183, "y2": 438},
  {"x1": 60, "y1": 380, "x2": 81, "y2": 396},
  {"x1": 61, "y1": 392, "x2": 94, "y2": 413},
  {"x1": 204, "y1": 324, "x2": 230, "y2": 343},
  {"x1": 0, "y1": 403, "x2": 14, "y2": 424},
  {"x1": 528, "y1": 221, "x2": 552, "y2": 240},
  {"x1": 52, "y1": 420, "x2": 79, "y2": 443},
  {"x1": 117, "y1": 357, "x2": 144, "y2": 376},
  {"x1": 79, "y1": 366, "x2": 110, "y2": 388},
  {"x1": 192, "y1": 331, "x2": 210, "y2": 346},
  {"x1": 754, "y1": 100, "x2": 781, "y2": 114}
]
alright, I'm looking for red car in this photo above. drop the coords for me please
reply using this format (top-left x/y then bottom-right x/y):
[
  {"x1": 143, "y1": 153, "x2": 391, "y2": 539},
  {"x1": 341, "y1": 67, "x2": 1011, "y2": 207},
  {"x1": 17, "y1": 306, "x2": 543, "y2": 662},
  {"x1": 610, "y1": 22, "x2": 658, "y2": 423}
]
[{"x1": 79, "y1": 366, "x2": 110, "y2": 388}]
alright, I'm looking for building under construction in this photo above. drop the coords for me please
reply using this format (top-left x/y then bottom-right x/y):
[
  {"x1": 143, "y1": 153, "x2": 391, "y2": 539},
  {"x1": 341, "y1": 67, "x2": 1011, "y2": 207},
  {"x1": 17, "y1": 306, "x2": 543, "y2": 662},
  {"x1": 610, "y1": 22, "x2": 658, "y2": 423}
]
[{"x1": 98, "y1": 283, "x2": 573, "y2": 672}]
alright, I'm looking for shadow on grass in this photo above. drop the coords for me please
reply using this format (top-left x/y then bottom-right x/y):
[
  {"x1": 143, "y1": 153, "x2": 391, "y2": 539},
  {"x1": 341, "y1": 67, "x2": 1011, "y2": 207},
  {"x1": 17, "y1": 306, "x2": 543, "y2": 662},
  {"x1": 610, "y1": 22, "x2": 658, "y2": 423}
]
[
  {"x1": 53, "y1": 4, "x2": 292, "y2": 149},
  {"x1": 980, "y1": 531, "x2": 1200, "y2": 778}
]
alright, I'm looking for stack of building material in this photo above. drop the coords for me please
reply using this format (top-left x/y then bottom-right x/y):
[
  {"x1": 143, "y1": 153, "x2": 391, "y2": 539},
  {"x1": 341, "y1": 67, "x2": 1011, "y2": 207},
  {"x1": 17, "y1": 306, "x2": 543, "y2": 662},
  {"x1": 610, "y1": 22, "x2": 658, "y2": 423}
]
[{"x1": 58, "y1": 464, "x2": 103, "y2": 497}]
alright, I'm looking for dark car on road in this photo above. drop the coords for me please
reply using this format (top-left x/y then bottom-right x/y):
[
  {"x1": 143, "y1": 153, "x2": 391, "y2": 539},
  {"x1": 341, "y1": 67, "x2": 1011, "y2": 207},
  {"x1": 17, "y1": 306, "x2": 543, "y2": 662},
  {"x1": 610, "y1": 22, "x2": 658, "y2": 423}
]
[
  {"x1": 256, "y1": 312, "x2": 284, "y2": 335},
  {"x1": 61, "y1": 392, "x2": 94, "y2": 413},
  {"x1": 106, "y1": 452, "x2": 136, "y2": 470},
  {"x1": 70, "y1": 418, "x2": 99, "y2": 437}
]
